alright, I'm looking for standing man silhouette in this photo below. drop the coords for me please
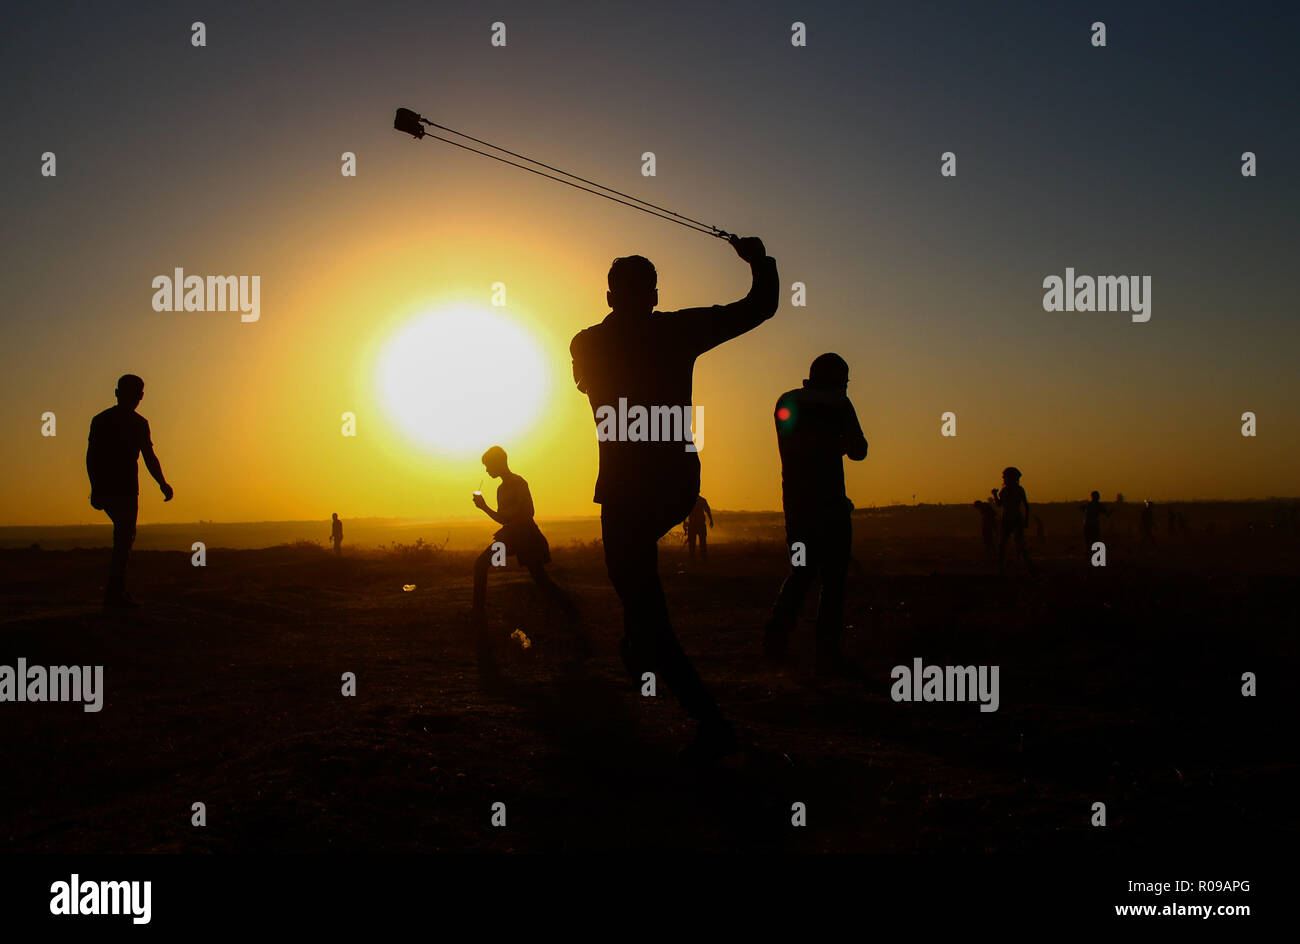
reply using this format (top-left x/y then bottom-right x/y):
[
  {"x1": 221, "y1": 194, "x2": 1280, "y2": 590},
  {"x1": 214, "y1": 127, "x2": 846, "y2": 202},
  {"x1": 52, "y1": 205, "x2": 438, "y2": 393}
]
[
  {"x1": 763, "y1": 353, "x2": 868, "y2": 674},
  {"x1": 570, "y1": 234, "x2": 778, "y2": 765},
  {"x1": 87, "y1": 374, "x2": 172, "y2": 607},
  {"x1": 683, "y1": 495, "x2": 714, "y2": 561},
  {"x1": 330, "y1": 513, "x2": 343, "y2": 555},
  {"x1": 993, "y1": 467, "x2": 1034, "y2": 575}
]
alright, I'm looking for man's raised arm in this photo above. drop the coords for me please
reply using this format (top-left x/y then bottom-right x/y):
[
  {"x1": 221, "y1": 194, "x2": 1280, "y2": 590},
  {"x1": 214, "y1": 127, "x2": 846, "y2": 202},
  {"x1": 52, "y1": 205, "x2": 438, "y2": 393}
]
[{"x1": 682, "y1": 235, "x2": 779, "y2": 356}]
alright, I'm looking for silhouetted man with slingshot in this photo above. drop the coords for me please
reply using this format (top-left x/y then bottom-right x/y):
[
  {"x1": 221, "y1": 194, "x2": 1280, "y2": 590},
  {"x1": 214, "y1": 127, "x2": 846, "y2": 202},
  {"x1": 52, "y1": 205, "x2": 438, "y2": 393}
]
[{"x1": 571, "y1": 234, "x2": 778, "y2": 766}]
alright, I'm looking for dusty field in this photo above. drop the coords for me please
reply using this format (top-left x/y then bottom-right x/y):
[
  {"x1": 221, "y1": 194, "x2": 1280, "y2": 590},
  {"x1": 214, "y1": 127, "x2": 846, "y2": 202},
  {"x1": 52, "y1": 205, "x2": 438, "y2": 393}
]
[{"x1": 1, "y1": 506, "x2": 1295, "y2": 853}]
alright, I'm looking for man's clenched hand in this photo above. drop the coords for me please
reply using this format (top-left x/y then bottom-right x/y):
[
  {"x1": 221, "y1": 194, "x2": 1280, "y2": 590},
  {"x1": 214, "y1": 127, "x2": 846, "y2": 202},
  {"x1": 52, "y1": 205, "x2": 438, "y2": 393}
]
[{"x1": 729, "y1": 235, "x2": 767, "y2": 264}]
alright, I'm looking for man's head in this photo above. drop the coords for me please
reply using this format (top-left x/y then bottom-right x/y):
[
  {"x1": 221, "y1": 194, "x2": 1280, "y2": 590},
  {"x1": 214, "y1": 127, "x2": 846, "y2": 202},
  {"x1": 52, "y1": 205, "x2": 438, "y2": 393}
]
[
  {"x1": 1002, "y1": 466, "x2": 1022, "y2": 485},
  {"x1": 116, "y1": 374, "x2": 145, "y2": 409},
  {"x1": 1091, "y1": 490, "x2": 1100, "y2": 501},
  {"x1": 332, "y1": 513, "x2": 339, "y2": 520},
  {"x1": 804, "y1": 352, "x2": 850, "y2": 393},
  {"x1": 607, "y1": 255, "x2": 658, "y2": 313},
  {"x1": 482, "y1": 445, "x2": 508, "y2": 478}
]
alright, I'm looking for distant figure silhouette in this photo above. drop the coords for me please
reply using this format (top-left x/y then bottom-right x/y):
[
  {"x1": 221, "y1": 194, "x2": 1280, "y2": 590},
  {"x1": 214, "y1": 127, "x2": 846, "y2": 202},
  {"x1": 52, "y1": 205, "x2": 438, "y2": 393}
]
[
  {"x1": 993, "y1": 467, "x2": 1034, "y2": 575},
  {"x1": 1080, "y1": 490, "x2": 1108, "y2": 553},
  {"x1": 86, "y1": 374, "x2": 173, "y2": 607},
  {"x1": 1140, "y1": 500, "x2": 1157, "y2": 548},
  {"x1": 683, "y1": 495, "x2": 714, "y2": 561},
  {"x1": 763, "y1": 353, "x2": 868, "y2": 675},
  {"x1": 472, "y1": 446, "x2": 573, "y2": 621},
  {"x1": 330, "y1": 513, "x2": 343, "y2": 554},
  {"x1": 973, "y1": 500, "x2": 997, "y2": 554},
  {"x1": 570, "y1": 234, "x2": 778, "y2": 765}
]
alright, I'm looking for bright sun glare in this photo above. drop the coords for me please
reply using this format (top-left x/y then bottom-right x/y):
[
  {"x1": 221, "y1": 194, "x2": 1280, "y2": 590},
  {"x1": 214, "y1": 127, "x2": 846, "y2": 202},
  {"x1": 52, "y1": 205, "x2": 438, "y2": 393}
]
[{"x1": 377, "y1": 305, "x2": 549, "y2": 455}]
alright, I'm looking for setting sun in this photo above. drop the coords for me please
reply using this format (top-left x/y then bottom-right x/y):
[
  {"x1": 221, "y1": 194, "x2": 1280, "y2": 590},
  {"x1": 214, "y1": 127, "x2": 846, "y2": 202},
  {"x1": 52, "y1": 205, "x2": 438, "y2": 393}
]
[{"x1": 376, "y1": 305, "x2": 550, "y2": 455}]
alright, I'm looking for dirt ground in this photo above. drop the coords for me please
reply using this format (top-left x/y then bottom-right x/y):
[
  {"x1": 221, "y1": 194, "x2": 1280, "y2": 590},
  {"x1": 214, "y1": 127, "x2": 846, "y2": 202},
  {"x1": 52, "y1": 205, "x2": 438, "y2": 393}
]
[{"x1": 1, "y1": 506, "x2": 1295, "y2": 853}]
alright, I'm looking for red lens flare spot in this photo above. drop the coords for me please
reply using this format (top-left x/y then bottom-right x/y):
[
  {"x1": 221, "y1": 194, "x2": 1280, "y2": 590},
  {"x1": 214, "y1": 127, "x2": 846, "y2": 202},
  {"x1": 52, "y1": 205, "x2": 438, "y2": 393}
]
[{"x1": 776, "y1": 407, "x2": 791, "y2": 420}]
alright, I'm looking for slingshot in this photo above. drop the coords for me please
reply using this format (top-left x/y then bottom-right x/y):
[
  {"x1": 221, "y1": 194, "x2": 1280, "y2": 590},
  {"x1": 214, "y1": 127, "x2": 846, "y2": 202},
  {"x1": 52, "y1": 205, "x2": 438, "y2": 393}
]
[{"x1": 393, "y1": 108, "x2": 734, "y2": 240}]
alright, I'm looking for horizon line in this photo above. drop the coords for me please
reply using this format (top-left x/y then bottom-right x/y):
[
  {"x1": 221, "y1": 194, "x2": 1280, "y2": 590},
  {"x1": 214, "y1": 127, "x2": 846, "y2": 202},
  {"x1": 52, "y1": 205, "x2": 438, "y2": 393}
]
[{"x1": 4, "y1": 496, "x2": 1299, "y2": 530}]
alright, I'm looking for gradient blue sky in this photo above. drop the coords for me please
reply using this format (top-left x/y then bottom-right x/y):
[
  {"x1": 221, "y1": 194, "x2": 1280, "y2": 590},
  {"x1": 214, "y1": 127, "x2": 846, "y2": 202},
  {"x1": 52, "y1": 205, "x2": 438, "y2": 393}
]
[{"x1": 1, "y1": 1, "x2": 1296, "y2": 524}]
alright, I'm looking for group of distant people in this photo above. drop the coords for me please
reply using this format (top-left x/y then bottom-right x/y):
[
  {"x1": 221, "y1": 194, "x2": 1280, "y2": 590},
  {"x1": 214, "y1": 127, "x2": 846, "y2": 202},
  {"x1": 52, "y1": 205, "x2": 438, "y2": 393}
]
[
  {"x1": 1134, "y1": 498, "x2": 1187, "y2": 548},
  {"x1": 973, "y1": 488, "x2": 1188, "y2": 564}
]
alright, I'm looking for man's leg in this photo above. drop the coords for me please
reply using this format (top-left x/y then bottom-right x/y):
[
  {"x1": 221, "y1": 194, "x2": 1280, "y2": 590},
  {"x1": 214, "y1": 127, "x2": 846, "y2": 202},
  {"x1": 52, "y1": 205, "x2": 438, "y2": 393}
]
[
  {"x1": 1017, "y1": 529, "x2": 1035, "y2": 574},
  {"x1": 764, "y1": 519, "x2": 817, "y2": 660},
  {"x1": 601, "y1": 503, "x2": 725, "y2": 729},
  {"x1": 102, "y1": 495, "x2": 138, "y2": 604},
  {"x1": 814, "y1": 514, "x2": 852, "y2": 670},
  {"x1": 699, "y1": 528, "x2": 707, "y2": 562},
  {"x1": 687, "y1": 529, "x2": 696, "y2": 559},
  {"x1": 527, "y1": 563, "x2": 577, "y2": 615},
  {"x1": 471, "y1": 545, "x2": 493, "y2": 618}
]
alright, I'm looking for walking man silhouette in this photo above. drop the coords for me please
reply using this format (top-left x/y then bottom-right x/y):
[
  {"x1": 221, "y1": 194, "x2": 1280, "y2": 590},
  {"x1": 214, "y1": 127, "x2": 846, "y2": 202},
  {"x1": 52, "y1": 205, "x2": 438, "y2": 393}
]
[
  {"x1": 330, "y1": 513, "x2": 343, "y2": 555},
  {"x1": 1080, "y1": 490, "x2": 1108, "y2": 554},
  {"x1": 570, "y1": 234, "x2": 778, "y2": 765},
  {"x1": 86, "y1": 374, "x2": 172, "y2": 607},
  {"x1": 472, "y1": 446, "x2": 573, "y2": 621},
  {"x1": 763, "y1": 353, "x2": 868, "y2": 674},
  {"x1": 683, "y1": 495, "x2": 713, "y2": 561}
]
